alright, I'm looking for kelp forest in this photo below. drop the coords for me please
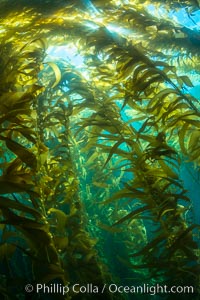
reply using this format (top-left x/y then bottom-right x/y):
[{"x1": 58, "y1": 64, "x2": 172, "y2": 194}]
[{"x1": 0, "y1": 0, "x2": 200, "y2": 299}]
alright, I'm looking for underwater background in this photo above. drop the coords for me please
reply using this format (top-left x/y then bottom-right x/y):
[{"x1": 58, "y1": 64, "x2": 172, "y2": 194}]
[{"x1": 0, "y1": 0, "x2": 199, "y2": 299}]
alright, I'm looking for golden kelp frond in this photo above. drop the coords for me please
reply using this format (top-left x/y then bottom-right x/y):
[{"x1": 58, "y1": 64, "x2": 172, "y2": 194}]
[
  {"x1": 44, "y1": 61, "x2": 62, "y2": 88},
  {"x1": 168, "y1": 54, "x2": 200, "y2": 72},
  {"x1": 48, "y1": 208, "x2": 68, "y2": 233},
  {"x1": 130, "y1": 0, "x2": 200, "y2": 12}
]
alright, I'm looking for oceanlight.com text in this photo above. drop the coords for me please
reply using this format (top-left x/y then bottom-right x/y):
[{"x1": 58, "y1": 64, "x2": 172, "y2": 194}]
[
  {"x1": 25, "y1": 283, "x2": 195, "y2": 296},
  {"x1": 108, "y1": 284, "x2": 194, "y2": 295}
]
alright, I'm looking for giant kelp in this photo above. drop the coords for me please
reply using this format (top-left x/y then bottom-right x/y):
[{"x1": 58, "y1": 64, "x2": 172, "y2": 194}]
[
  {"x1": 0, "y1": 1, "x2": 199, "y2": 299},
  {"x1": 0, "y1": 38, "x2": 116, "y2": 299},
  {"x1": 0, "y1": 39, "x2": 69, "y2": 298}
]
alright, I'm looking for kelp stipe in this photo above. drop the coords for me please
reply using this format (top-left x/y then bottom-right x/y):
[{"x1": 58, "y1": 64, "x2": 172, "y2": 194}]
[{"x1": 37, "y1": 63, "x2": 118, "y2": 299}]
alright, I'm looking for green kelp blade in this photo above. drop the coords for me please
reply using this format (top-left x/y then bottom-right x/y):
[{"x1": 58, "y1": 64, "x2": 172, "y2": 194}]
[
  {"x1": 117, "y1": 255, "x2": 170, "y2": 270},
  {"x1": 188, "y1": 129, "x2": 200, "y2": 153},
  {"x1": 11, "y1": 127, "x2": 36, "y2": 144},
  {"x1": 167, "y1": 224, "x2": 200, "y2": 258},
  {"x1": 0, "y1": 243, "x2": 16, "y2": 259},
  {"x1": 158, "y1": 160, "x2": 179, "y2": 179},
  {"x1": 112, "y1": 205, "x2": 151, "y2": 226},
  {"x1": 45, "y1": 62, "x2": 61, "y2": 88},
  {"x1": 98, "y1": 221, "x2": 123, "y2": 233},
  {"x1": 0, "y1": 136, "x2": 37, "y2": 169},
  {"x1": 0, "y1": 209, "x2": 51, "y2": 248},
  {"x1": 53, "y1": 236, "x2": 68, "y2": 250},
  {"x1": 129, "y1": 234, "x2": 166, "y2": 257},
  {"x1": 0, "y1": 165, "x2": 38, "y2": 193},
  {"x1": 0, "y1": 177, "x2": 37, "y2": 195},
  {"x1": 103, "y1": 138, "x2": 130, "y2": 167},
  {"x1": 0, "y1": 109, "x2": 33, "y2": 124},
  {"x1": 103, "y1": 188, "x2": 147, "y2": 205},
  {"x1": 0, "y1": 196, "x2": 42, "y2": 219},
  {"x1": 179, "y1": 75, "x2": 194, "y2": 87},
  {"x1": 33, "y1": 263, "x2": 65, "y2": 285},
  {"x1": 48, "y1": 208, "x2": 68, "y2": 232}
]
